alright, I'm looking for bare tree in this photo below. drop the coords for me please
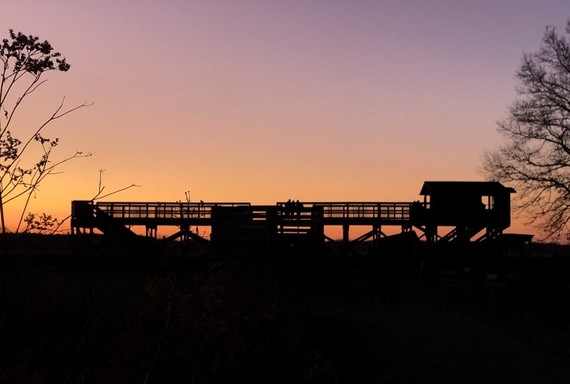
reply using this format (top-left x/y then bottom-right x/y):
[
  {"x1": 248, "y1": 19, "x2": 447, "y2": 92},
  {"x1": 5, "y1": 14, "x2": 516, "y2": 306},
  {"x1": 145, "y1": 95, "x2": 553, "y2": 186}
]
[
  {"x1": 0, "y1": 29, "x2": 91, "y2": 234},
  {"x1": 483, "y1": 20, "x2": 570, "y2": 240}
]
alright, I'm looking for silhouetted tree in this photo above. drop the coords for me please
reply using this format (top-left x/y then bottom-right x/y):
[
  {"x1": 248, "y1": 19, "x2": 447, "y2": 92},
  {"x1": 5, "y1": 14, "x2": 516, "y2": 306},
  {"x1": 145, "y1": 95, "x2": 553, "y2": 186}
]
[
  {"x1": 0, "y1": 29, "x2": 90, "y2": 233},
  {"x1": 484, "y1": 20, "x2": 570, "y2": 240}
]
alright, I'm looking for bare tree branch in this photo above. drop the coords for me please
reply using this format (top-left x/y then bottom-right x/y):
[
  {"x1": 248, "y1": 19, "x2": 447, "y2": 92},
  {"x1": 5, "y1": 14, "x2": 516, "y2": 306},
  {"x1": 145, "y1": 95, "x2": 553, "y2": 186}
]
[
  {"x1": 484, "y1": 20, "x2": 570, "y2": 241},
  {"x1": 0, "y1": 29, "x2": 91, "y2": 234}
]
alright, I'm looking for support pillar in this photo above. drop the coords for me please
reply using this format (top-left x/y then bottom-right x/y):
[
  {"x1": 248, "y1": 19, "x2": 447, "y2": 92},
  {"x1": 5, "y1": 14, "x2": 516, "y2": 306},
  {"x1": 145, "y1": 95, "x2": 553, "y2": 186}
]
[
  {"x1": 424, "y1": 224, "x2": 438, "y2": 281},
  {"x1": 179, "y1": 226, "x2": 190, "y2": 256},
  {"x1": 146, "y1": 225, "x2": 157, "y2": 238},
  {"x1": 372, "y1": 224, "x2": 381, "y2": 247},
  {"x1": 342, "y1": 224, "x2": 349, "y2": 247}
]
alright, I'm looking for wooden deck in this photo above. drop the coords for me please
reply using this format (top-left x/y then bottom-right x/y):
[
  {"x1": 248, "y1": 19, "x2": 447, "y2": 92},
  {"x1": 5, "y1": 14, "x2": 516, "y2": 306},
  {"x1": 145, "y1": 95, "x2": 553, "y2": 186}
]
[{"x1": 71, "y1": 200, "x2": 414, "y2": 230}]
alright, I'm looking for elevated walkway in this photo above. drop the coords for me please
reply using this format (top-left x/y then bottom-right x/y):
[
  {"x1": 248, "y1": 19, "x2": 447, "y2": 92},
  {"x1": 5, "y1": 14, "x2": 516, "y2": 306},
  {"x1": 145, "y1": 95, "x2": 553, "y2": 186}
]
[
  {"x1": 71, "y1": 200, "x2": 507, "y2": 240},
  {"x1": 71, "y1": 200, "x2": 416, "y2": 252},
  {"x1": 72, "y1": 201, "x2": 413, "y2": 229},
  {"x1": 71, "y1": 189, "x2": 517, "y2": 255},
  {"x1": 71, "y1": 181, "x2": 517, "y2": 243}
]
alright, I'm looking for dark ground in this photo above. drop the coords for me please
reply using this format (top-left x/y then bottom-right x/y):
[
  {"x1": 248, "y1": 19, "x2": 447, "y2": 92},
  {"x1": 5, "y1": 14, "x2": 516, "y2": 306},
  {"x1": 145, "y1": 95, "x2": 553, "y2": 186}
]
[{"x1": 1, "y1": 235, "x2": 570, "y2": 383}]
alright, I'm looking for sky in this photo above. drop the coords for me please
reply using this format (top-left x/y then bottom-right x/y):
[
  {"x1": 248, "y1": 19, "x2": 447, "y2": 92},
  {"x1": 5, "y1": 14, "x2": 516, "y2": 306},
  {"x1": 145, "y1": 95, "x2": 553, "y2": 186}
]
[{"x1": 1, "y1": 0, "x2": 569, "y2": 235}]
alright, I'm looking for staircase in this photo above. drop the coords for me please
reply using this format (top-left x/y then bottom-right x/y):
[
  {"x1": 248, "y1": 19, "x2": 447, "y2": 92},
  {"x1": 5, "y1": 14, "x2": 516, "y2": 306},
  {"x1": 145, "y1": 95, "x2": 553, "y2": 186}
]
[
  {"x1": 473, "y1": 226, "x2": 508, "y2": 242},
  {"x1": 93, "y1": 206, "x2": 138, "y2": 240},
  {"x1": 439, "y1": 225, "x2": 486, "y2": 244}
]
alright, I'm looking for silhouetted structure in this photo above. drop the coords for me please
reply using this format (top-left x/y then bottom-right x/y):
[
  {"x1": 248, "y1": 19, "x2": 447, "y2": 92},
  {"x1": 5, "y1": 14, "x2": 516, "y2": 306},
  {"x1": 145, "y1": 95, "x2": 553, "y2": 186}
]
[
  {"x1": 414, "y1": 181, "x2": 515, "y2": 243},
  {"x1": 71, "y1": 181, "x2": 530, "y2": 261}
]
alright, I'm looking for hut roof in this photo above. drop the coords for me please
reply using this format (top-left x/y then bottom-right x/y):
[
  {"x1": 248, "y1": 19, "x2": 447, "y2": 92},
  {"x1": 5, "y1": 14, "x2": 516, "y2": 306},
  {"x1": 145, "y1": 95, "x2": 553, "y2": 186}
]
[{"x1": 419, "y1": 181, "x2": 516, "y2": 196}]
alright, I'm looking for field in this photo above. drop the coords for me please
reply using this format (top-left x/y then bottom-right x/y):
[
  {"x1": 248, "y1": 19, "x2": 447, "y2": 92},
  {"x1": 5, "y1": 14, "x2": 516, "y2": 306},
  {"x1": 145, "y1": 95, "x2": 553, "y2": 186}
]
[{"x1": 1, "y1": 235, "x2": 570, "y2": 383}]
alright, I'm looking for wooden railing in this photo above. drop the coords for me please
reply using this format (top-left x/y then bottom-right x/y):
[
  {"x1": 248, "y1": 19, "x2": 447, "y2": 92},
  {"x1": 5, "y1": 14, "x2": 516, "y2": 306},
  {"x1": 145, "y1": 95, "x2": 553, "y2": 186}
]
[
  {"x1": 277, "y1": 202, "x2": 413, "y2": 223},
  {"x1": 94, "y1": 201, "x2": 250, "y2": 220},
  {"x1": 72, "y1": 200, "x2": 419, "y2": 229}
]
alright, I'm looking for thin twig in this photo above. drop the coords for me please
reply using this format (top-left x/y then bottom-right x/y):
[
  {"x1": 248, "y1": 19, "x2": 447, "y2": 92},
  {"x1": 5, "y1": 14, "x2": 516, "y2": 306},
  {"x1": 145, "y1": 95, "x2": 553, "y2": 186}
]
[{"x1": 94, "y1": 184, "x2": 142, "y2": 201}]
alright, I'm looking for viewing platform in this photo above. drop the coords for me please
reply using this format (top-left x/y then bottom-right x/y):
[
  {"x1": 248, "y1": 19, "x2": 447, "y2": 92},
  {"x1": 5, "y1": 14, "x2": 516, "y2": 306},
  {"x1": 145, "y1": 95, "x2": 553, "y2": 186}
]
[
  {"x1": 71, "y1": 201, "x2": 413, "y2": 228},
  {"x1": 71, "y1": 181, "x2": 525, "y2": 254}
]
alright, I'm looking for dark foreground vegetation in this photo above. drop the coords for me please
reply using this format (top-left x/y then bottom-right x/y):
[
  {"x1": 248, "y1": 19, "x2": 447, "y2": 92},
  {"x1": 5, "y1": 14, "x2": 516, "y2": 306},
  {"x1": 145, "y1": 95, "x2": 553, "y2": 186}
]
[{"x1": 1, "y1": 234, "x2": 570, "y2": 383}]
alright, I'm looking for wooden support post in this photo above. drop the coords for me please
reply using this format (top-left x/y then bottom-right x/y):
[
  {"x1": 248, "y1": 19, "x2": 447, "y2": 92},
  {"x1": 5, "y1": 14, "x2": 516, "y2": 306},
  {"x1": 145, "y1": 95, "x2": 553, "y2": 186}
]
[
  {"x1": 179, "y1": 226, "x2": 190, "y2": 256},
  {"x1": 424, "y1": 224, "x2": 438, "y2": 281},
  {"x1": 146, "y1": 226, "x2": 157, "y2": 239},
  {"x1": 342, "y1": 224, "x2": 350, "y2": 256},
  {"x1": 372, "y1": 224, "x2": 380, "y2": 247}
]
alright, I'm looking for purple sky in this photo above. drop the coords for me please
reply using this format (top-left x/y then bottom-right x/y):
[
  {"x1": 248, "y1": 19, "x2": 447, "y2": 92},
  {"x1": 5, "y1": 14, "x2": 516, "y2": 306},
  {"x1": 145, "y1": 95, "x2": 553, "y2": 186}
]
[{"x1": 1, "y1": 0, "x2": 569, "y2": 234}]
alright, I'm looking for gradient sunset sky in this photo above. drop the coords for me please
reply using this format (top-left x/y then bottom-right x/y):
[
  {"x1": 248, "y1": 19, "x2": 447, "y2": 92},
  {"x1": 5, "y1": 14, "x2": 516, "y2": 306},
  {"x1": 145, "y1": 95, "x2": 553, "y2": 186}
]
[{"x1": 1, "y1": 1, "x2": 569, "y2": 234}]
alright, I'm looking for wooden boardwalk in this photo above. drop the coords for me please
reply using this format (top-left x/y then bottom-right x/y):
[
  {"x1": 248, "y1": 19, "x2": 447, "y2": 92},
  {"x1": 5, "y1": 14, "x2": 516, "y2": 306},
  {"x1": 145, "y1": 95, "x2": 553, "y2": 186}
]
[
  {"x1": 71, "y1": 181, "x2": 520, "y2": 249},
  {"x1": 71, "y1": 200, "x2": 414, "y2": 231},
  {"x1": 71, "y1": 200, "x2": 419, "y2": 250}
]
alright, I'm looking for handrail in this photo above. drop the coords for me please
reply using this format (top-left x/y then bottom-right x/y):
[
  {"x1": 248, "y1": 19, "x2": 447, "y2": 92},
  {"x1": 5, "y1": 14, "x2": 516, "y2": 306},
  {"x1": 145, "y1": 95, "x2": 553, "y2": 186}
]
[
  {"x1": 278, "y1": 202, "x2": 413, "y2": 221},
  {"x1": 94, "y1": 201, "x2": 250, "y2": 220},
  {"x1": 72, "y1": 200, "x2": 418, "y2": 225}
]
